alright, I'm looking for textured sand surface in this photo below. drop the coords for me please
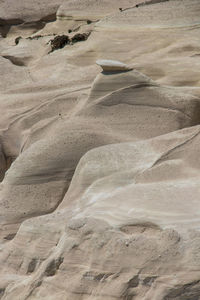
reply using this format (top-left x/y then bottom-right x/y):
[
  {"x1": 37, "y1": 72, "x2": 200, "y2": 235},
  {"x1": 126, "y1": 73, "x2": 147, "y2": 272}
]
[{"x1": 1, "y1": 0, "x2": 200, "y2": 299}]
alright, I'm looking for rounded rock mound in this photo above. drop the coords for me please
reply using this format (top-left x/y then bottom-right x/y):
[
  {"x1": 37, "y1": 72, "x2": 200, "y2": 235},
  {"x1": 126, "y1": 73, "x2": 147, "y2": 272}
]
[{"x1": 96, "y1": 59, "x2": 133, "y2": 72}]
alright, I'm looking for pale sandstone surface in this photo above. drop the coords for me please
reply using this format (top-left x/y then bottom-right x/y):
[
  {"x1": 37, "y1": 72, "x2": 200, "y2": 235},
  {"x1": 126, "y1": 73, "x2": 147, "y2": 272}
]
[
  {"x1": 1, "y1": 68, "x2": 200, "y2": 230},
  {"x1": 0, "y1": 0, "x2": 63, "y2": 23},
  {"x1": 0, "y1": 0, "x2": 64, "y2": 38},
  {"x1": 1, "y1": 0, "x2": 200, "y2": 299},
  {"x1": 57, "y1": 0, "x2": 139, "y2": 19},
  {"x1": 1, "y1": 127, "x2": 200, "y2": 299}
]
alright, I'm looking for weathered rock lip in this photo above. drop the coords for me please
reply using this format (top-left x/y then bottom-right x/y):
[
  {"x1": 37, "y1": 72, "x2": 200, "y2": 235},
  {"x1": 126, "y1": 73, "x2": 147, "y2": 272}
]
[{"x1": 96, "y1": 59, "x2": 133, "y2": 72}]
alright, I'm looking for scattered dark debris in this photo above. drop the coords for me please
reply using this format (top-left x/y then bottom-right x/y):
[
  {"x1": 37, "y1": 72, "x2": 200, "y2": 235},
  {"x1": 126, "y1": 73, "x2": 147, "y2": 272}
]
[
  {"x1": 48, "y1": 32, "x2": 91, "y2": 53},
  {"x1": 15, "y1": 36, "x2": 22, "y2": 45},
  {"x1": 15, "y1": 33, "x2": 57, "y2": 45},
  {"x1": 15, "y1": 35, "x2": 43, "y2": 45},
  {"x1": 71, "y1": 32, "x2": 90, "y2": 44},
  {"x1": 49, "y1": 34, "x2": 70, "y2": 53},
  {"x1": 42, "y1": 31, "x2": 91, "y2": 53},
  {"x1": 27, "y1": 33, "x2": 56, "y2": 40},
  {"x1": 27, "y1": 35, "x2": 42, "y2": 40}
]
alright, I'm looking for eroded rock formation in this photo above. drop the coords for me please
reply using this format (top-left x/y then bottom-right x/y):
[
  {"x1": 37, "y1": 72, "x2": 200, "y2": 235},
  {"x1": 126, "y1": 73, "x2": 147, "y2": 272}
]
[{"x1": 1, "y1": 0, "x2": 200, "y2": 299}]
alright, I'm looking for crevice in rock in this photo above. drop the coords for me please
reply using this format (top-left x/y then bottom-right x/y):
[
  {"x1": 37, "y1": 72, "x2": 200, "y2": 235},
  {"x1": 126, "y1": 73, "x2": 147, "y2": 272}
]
[
  {"x1": 127, "y1": 275, "x2": 139, "y2": 288},
  {"x1": 120, "y1": 222, "x2": 161, "y2": 234},
  {"x1": 0, "y1": 139, "x2": 16, "y2": 181},
  {"x1": 121, "y1": 275, "x2": 140, "y2": 299},
  {"x1": 122, "y1": 291, "x2": 136, "y2": 300},
  {"x1": 164, "y1": 280, "x2": 200, "y2": 299},
  {"x1": 143, "y1": 276, "x2": 157, "y2": 286},
  {"x1": 0, "y1": 18, "x2": 24, "y2": 37},
  {"x1": 27, "y1": 258, "x2": 38, "y2": 274},
  {"x1": 24, "y1": 280, "x2": 42, "y2": 300},
  {"x1": 15, "y1": 36, "x2": 22, "y2": 45},
  {"x1": 2, "y1": 55, "x2": 26, "y2": 67},
  {"x1": 5, "y1": 156, "x2": 16, "y2": 172},
  {"x1": 0, "y1": 12, "x2": 57, "y2": 38},
  {"x1": 40, "y1": 12, "x2": 57, "y2": 23},
  {"x1": 44, "y1": 257, "x2": 64, "y2": 276},
  {"x1": 3, "y1": 233, "x2": 16, "y2": 241}
]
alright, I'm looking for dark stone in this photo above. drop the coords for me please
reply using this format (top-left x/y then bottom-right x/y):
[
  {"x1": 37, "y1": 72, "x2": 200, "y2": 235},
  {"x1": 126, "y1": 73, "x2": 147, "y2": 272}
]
[{"x1": 27, "y1": 35, "x2": 42, "y2": 40}]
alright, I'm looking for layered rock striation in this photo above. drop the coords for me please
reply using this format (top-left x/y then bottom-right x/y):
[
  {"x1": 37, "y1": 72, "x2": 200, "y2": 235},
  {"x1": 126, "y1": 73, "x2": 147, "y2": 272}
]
[{"x1": 1, "y1": 0, "x2": 200, "y2": 299}]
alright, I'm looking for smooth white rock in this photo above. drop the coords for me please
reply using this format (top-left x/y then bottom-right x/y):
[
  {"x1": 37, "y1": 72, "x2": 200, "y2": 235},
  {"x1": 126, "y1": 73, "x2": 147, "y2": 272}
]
[{"x1": 96, "y1": 59, "x2": 133, "y2": 72}]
